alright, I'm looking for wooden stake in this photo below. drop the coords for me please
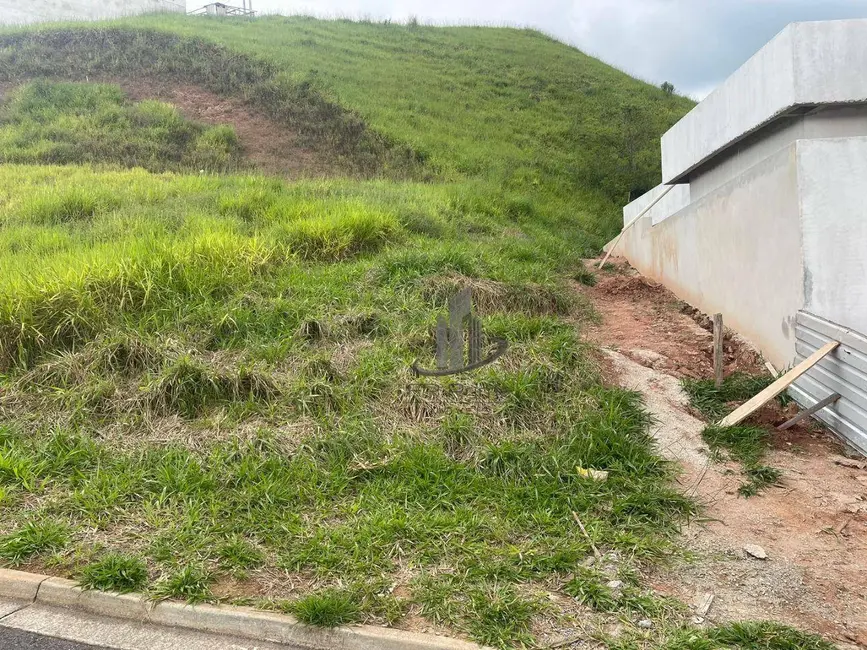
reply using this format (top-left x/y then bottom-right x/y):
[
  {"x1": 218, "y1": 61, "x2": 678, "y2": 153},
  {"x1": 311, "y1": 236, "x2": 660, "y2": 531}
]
[
  {"x1": 572, "y1": 511, "x2": 601, "y2": 559},
  {"x1": 598, "y1": 184, "x2": 675, "y2": 269},
  {"x1": 777, "y1": 392, "x2": 841, "y2": 431},
  {"x1": 713, "y1": 313, "x2": 724, "y2": 388},
  {"x1": 718, "y1": 341, "x2": 839, "y2": 427}
]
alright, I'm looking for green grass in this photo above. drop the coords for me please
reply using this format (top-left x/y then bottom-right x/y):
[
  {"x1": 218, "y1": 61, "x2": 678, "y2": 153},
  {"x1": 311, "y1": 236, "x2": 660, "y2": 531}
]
[
  {"x1": 702, "y1": 425, "x2": 782, "y2": 497},
  {"x1": 682, "y1": 374, "x2": 784, "y2": 497},
  {"x1": 152, "y1": 565, "x2": 213, "y2": 603},
  {"x1": 681, "y1": 373, "x2": 774, "y2": 421},
  {"x1": 0, "y1": 520, "x2": 69, "y2": 565},
  {"x1": 0, "y1": 81, "x2": 242, "y2": 173},
  {"x1": 661, "y1": 621, "x2": 836, "y2": 650},
  {"x1": 292, "y1": 589, "x2": 361, "y2": 627},
  {"x1": 79, "y1": 552, "x2": 149, "y2": 593}
]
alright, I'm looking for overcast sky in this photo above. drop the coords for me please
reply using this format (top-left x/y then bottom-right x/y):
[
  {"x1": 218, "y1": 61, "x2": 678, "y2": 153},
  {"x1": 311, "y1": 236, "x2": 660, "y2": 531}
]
[{"x1": 227, "y1": 0, "x2": 867, "y2": 98}]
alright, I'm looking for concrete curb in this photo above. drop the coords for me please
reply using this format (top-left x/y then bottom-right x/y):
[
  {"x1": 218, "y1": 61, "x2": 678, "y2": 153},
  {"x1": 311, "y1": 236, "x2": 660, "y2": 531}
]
[{"x1": 0, "y1": 568, "x2": 482, "y2": 650}]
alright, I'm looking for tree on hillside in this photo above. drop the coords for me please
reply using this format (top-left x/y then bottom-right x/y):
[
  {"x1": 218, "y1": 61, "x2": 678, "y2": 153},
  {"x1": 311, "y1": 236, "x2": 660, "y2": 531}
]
[{"x1": 661, "y1": 81, "x2": 675, "y2": 95}]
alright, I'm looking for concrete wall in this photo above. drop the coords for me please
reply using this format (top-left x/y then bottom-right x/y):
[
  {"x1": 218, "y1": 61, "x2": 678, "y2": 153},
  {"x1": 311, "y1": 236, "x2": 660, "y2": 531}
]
[
  {"x1": 797, "y1": 137, "x2": 867, "y2": 334},
  {"x1": 690, "y1": 106, "x2": 867, "y2": 201},
  {"x1": 1, "y1": 0, "x2": 184, "y2": 24},
  {"x1": 620, "y1": 143, "x2": 804, "y2": 368},
  {"x1": 661, "y1": 20, "x2": 867, "y2": 183},
  {"x1": 622, "y1": 183, "x2": 691, "y2": 227}
]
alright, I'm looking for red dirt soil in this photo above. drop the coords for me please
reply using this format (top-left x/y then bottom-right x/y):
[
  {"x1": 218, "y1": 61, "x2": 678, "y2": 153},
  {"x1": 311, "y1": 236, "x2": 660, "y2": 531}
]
[
  {"x1": 579, "y1": 258, "x2": 867, "y2": 649},
  {"x1": 117, "y1": 79, "x2": 334, "y2": 178}
]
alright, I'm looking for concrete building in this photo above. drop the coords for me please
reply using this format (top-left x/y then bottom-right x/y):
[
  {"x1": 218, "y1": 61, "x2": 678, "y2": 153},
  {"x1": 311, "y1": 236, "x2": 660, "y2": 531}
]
[
  {"x1": 618, "y1": 20, "x2": 867, "y2": 455},
  {"x1": 0, "y1": 0, "x2": 185, "y2": 25}
]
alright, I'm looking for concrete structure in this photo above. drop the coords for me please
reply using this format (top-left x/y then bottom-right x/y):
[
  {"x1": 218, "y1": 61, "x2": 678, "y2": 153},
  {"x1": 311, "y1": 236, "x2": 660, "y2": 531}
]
[
  {"x1": 619, "y1": 20, "x2": 867, "y2": 455},
  {"x1": 0, "y1": 0, "x2": 184, "y2": 25}
]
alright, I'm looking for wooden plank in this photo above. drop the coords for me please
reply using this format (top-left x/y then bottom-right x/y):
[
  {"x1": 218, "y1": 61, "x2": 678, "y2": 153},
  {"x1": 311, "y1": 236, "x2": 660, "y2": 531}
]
[
  {"x1": 778, "y1": 392, "x2": 840, "y2": 430},
  {"x1": 598, "y1": 184, "x2": 675, "y2": 269},
  {"x1": 718, "y1": 341, "x2": 840, "y2": 427},
  {"x1": 713, "y1": 313, "x2": 724, "y2": 388}
]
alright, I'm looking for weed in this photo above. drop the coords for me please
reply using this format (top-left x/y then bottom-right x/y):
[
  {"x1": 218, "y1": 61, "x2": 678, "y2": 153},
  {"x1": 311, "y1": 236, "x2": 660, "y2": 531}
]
[
  {"x1": 466, "y1": 584, "x2": 539, "y2": 649},
  {"x1": 0, "y1": 520, "x2": 69, "y2": 564},
  {"x1": 702, "y1": 425, "x2": 780, "y2": 497},
  {"x1": 79, "y1": 552, "x2": 148, "y2": 593},
  {"x1": 564, "y1": 569, "x2": 619, "y2": 612},
  {"x1": 217, "y1": 536, "x2": 265, "y2": 574},
  {"x1": 682, "y1": 373, "x2": 774, "y2": 421},
  {"x1": 663, "y1": 621, "x2": 835, "y2": 650},
  {"x1": 152, "y1": 565, "x2": 213, "y2": 603},
  {"x1": 574, "y1": 264, "x2": 598, "y2": 287},
  {"x1": 292, "y1": 589, "x2": 360, "y2": 627}
]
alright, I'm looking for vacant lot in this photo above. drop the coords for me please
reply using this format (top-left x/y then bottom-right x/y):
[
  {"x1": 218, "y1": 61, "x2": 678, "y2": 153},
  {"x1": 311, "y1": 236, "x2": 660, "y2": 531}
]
[{"x1": 0, "y1": 19, "x2": 841, "y2": 650}]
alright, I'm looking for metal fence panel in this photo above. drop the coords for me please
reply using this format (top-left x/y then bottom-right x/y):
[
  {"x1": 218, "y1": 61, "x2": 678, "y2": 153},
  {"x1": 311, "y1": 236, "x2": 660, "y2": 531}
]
[{"x1": 791, "y1": 311, "x2": 867, "y2": 456}]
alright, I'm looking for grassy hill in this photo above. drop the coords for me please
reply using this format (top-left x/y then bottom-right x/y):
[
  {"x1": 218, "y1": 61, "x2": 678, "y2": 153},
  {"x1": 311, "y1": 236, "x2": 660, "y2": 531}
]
[{"x1": 0, "y1": 16, "x2": 815, "y2": 650}]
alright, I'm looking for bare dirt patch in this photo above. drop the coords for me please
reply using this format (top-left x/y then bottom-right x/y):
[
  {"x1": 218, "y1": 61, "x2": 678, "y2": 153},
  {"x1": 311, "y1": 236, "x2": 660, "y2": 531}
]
[
  {"x1": 116, "y1": 79, "x2": 334, "y2": 178},
  {"x1": 581, "y1": 258, "x2": 867, "y2": 649},
  {"x1": 0, "y1": 79, "x2": 335, "y2": 178},
  {"x1": 580, "y1": 261, "x2": 765, "y2": 380}
]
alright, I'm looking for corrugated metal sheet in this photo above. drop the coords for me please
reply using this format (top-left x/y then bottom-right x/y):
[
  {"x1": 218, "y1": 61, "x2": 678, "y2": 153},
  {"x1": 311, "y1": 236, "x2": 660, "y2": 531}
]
[{"x1": 790, "y1": 311, "x2": 867, "y2": 456}]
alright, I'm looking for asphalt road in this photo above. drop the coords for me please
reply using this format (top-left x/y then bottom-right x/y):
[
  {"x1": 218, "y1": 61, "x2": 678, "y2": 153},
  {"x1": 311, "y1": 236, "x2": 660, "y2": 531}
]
[{"x1": 0, "y1": 628, "x2": 101, "y2": 650}]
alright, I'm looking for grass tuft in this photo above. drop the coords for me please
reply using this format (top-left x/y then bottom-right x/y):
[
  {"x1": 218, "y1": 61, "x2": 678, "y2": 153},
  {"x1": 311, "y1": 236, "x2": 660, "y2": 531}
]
[
  {"x1": 702, "y1": 425, "x2": 781, "y2": 497},
  {"x1": 0, "y1": 520, "x2": 69, "y2": 564},
  {"x1": 217, "y1": 536, "x2": 265, "y2": 574},
  {"x1": 291, "y1": 589, "x2": 361, "y2": 627},
  {"x1": 682, "y1": 373, "x2": 774, "y2": 421},
  {"x1": 152, "y1": 565, "x2": 213, "y2": 603},
  {"x1": 79, "y1": 552, "x2": 148, "y2": 593},
  {"x1": 663, "y1": 621, "x2": 835, "y2": 650}
]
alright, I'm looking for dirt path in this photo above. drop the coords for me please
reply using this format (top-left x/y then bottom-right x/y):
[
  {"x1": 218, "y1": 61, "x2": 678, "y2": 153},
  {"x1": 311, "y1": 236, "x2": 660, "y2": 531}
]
[{"x1": 579, "y1": 260, "x2": 867, "y2": 649}]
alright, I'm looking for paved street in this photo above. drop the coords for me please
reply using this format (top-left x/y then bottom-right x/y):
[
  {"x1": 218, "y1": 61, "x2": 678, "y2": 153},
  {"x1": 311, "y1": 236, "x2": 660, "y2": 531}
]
[{"x1": 0, "y1": 628, "x2": 101, "y2": 650}]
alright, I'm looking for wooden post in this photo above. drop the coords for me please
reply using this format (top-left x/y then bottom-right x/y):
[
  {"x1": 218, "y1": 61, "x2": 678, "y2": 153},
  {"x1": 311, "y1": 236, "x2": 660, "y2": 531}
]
[
  {"x1": 713, "y1": 313, "x2": 724, "y2": 388},
  {"x1": 777, "y1": 393, "x2": 841, "y2": 430},
  {"x1": 718, "y1": 341, "x2": 839, "y2": 427}
]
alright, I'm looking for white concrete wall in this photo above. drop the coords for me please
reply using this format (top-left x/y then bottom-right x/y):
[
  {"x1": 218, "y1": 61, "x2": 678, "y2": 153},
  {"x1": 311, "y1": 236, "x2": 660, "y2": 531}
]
[
  {"x1": 690, "y1": 106, "x2": 867, "y2": 201},
  {"x1": 1, "y1": 0, "x2": 184, "y2": 24},
  {"x1": 797, "y1": 137, "x2": 867, "y2": 334},
  {"x1": 661, "y1": 20, "x2": 867, "y2": 183},
  {"x1": 622, "y1": 183, "x2": 691, "y2": 227},
  {"x1": 620, "y1": 143, "x2": 804, "y2": 368}
]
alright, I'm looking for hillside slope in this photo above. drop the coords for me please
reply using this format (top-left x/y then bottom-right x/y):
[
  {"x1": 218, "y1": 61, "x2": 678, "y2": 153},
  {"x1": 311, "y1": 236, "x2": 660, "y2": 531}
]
[
  {"x1": 0, "y1": 17, "x2": 694, "y2": 242},
  {"x1": 127, "y1": 16, "x2": 693, "y2": 205}
]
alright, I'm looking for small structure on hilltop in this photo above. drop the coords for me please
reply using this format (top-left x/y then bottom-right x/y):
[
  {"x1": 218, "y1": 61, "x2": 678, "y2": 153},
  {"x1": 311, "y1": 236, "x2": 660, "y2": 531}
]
[
  {"x1": 189, "y1": 2, "x2": 256, "y2": 17},
  {"x1": 614, "y1": 20, "x2": 867, "y2": 456}
]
